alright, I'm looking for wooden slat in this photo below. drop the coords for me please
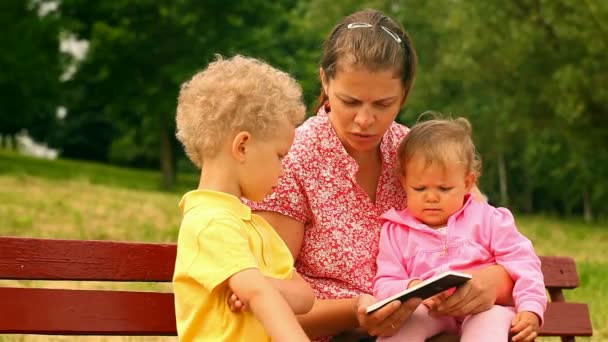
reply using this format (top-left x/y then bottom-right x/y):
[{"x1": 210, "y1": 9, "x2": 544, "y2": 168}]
[
  {"x1": 539, "y1": 302, "x2": 593, "y2": 336},
  {"x1": 0, "y1": 236, "x2": 176, "y2": 281},
  {"x1": 539, "y1": 256, "x2": 580, "y2": 289},
  {"x1": 0, "y1": 287, "x2": 177, "y2": 335}
]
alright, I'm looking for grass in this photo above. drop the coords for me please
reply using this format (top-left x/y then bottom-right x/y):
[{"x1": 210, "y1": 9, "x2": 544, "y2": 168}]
[{"x1": 1, "y1": 150, "x2": 606, "y2": 341}]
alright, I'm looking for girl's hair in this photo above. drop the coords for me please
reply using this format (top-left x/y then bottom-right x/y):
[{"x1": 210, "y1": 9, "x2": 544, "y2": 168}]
[
  {"x1": 176, "y1": 55, "x2": 305, "y2": 169},
  {"x1": 397, "y1": 116, "x2": 482, "y2": 177},
  {"x1": 316, "y1": 9, "x2": 417, "y2": 112}
]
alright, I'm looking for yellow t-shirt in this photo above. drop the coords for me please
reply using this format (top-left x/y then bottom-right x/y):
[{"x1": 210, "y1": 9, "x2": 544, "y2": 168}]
[{"x1": 172, "y1": 190, "x2": 294, "y2": 341}]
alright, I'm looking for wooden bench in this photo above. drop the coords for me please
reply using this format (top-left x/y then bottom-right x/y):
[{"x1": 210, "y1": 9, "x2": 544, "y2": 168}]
[{"x1": 0, "y1": 236, "x2": 594, "y2": 340}]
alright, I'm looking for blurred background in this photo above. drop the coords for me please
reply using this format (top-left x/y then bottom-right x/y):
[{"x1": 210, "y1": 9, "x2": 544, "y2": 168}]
[{"x1": 0, "y1": 0, "x2": 606, "y2": 340}]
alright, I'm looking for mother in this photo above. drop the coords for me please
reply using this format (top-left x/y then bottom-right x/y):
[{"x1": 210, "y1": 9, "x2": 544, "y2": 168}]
[{"x1": 248, "y1": 8, "x2": 514, "y2": 341}]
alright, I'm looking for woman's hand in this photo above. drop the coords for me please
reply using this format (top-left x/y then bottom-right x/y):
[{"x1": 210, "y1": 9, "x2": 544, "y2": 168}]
[{"x1": 355, "y1": 294, "x2": 420, "y2": 337}]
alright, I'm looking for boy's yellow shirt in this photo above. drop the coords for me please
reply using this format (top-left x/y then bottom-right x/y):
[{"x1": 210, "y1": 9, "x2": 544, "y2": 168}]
[{"x1": 172, "y1": 190, "x2": 295, "y2": 341}]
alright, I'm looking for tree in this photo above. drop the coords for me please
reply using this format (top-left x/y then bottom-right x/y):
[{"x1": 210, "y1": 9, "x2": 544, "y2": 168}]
[
  {"x1": 0, "y1": 0, "x2": 62, "y2": 147},
  {"x1": 59, "y1": 0, "x2": 299, "y2": 189}
]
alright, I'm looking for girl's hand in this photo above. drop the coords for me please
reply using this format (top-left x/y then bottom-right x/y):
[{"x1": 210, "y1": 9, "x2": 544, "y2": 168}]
[
  {"x1": 510, "y1": 311, "x2": 540, "y2": 342},
  {"x1": 355, "y1": 293, "x2": 420, "y2": 337},
  {"x1": 228, "y1": 292, "x2": 247, "y2": 312},
  {"x1": 422, "y1": 290, "x2": 451, "y2": 310}
]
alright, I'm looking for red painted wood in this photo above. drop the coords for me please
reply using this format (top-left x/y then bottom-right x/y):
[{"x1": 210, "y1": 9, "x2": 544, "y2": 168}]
[
  {"x1": 539, "y1": 256, "x2": 580, "y2": 289},
  {"x1": 0, "y1": 287, "x2": 177, "y2": 335},
  {"x1": 0, "y1": 237, "x2": 594, "y2": 338},
  {"x1": 0, "y1": 236, "x2": 176, "y2": 281},
  {"x1": 539, "y1": 302, "x2": 593, "y2": 337}
]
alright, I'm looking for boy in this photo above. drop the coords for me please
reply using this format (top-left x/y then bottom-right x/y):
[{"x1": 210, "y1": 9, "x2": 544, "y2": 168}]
[{"x1": 173, "y1": 55, "x2": 314, "y2": 341}]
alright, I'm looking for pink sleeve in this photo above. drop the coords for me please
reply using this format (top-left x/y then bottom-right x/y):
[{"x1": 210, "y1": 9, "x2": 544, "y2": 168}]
[
  {"x1": 373, "y1": 222, "x2": 415, "y2": 300},
  {"x1": 487, "y1": 206, "x2": 547, "y2": 324},
  {"x1": 244, "y1": 150, "x2": 312, "y2": 223}
]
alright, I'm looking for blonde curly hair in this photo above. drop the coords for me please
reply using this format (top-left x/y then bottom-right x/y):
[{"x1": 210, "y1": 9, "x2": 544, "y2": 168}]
[{"x1": 176, "y1": 55, "x2": 306, "y2": 169}]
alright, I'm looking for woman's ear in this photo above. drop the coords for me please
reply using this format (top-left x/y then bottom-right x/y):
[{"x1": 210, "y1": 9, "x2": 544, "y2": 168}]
[
  {"x1": 399, "y1": 88, "x2": 409, "y2": 107},
  {"x1": 231, "y1": 131, "x2": 252, "y2": 162},
  {"x1": 319, "y1": 67, "x2": 328, "y2": 95}
]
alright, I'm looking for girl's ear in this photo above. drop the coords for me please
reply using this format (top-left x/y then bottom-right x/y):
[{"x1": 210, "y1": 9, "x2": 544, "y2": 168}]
[
  {"x1": 231, "y1": 131, "x2": 252, "y2": 162},
  {"x1": 465, "y1": 172, "x2": 477, "y2": 191}
]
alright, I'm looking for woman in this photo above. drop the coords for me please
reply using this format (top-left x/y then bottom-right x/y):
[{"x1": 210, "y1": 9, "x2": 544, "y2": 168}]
[{"x1": 247, "y1": 8, "x2": 514, "y2": 341}]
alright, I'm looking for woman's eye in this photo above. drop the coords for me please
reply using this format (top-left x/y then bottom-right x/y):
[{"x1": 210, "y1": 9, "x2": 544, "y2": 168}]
[
  {"x1": 342, "y1": 99, "x2": 359, "y2": 106},
  {"x1": 375, "y1": 102, "x2": 392, "y2": 108}
]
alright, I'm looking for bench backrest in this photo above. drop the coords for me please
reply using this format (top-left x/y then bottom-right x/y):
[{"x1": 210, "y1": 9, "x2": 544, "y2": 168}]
[
  {"x1": 0, "y1": 237, "x2": 594, "y2": 340},
  {"x1": 0, "y1": 237, "x2": 176, "y2": 335}
]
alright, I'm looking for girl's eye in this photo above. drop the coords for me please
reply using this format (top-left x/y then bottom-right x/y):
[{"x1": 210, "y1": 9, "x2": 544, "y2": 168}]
[
  {"x1": 439, "y1": 187, "x2": 453, "y2": 192},
  {"x1": 412, "y1": 187, "x2": 425, "y2": 192}
]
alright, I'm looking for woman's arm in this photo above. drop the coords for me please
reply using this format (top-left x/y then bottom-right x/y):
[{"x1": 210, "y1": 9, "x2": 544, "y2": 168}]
[
  {"x1": 267, "y1": 272, "x2": 315, "y2": 314},
  {"x1": 256, "y1": 211, "x2": 418, "y2": 339},
  {"x1": 257, "y1": 211, "x2": 359, "y2": 337},
  {"x1": 256, "y1": 210, "x2": 305, "y2": 259}
]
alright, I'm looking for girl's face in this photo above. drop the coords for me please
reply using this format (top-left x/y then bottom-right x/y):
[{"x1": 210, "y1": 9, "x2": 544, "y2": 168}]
[
  {"x1": 401, "y1": 153, "x2": 476, "y2": 228},
  {"x1": 321, "y1": 64, "x2": 405, "y2": 155}
]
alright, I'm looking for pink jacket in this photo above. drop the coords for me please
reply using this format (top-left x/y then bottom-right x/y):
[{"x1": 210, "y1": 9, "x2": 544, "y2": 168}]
[{"x1": 373, "y1": 195, "x2": 546, "y2": 321}]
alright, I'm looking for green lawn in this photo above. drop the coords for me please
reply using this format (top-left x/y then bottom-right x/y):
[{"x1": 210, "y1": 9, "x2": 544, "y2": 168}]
[{"x1": 0, "y1": 150, "x2": 606, "y2": 341}]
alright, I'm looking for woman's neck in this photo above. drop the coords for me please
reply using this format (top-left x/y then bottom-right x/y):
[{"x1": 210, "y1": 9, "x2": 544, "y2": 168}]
[{"x1": 348, "y1": 146, "x2": 381, "y2": 167}]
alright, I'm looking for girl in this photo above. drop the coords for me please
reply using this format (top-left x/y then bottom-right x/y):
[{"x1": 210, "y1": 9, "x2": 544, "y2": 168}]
[{"x1": 374, "y1": 117, "x2": 546, "y2": 342}]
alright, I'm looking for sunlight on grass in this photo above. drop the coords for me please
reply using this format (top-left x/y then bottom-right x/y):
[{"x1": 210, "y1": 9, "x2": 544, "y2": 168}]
[
  {"x1": 0, "y1": 176, "x2": 181, "y2": 242},
  {"x1": 517, "y1": 216, "x2": 607, "y2": 341}
]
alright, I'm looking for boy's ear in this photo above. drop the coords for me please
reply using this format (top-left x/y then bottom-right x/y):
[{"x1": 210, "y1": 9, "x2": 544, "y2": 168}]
[
  {"x1": 465, "y1": 172, "x2": 477, "y2": 191},
  {"x1": 231, "y1": 131, "x2": 252, "y2": 162}
]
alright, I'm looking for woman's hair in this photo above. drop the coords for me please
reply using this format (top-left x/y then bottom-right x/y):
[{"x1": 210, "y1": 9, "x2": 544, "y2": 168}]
[
  {"x1": 176, "y1": 55, "x2": 305, "y2": 169},
  {"x1": 397, "y1": 116, "x2": 482, "y2": 177},
  {"x1": 316, "y1": 9, "x2": 417, "y2": 111}
]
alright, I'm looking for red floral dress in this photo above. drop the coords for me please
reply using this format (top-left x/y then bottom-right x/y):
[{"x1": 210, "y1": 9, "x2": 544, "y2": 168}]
[{"x1": 246, "y1": 106, "x2": 408, "y2": 339}]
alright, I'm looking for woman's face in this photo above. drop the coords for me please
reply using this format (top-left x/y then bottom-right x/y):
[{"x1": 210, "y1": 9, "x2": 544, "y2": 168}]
[{"x1": 321, "y1": 64, "x2": 405, "y2": 155}]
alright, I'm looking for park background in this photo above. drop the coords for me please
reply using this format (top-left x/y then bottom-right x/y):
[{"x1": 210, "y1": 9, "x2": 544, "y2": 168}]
[{"x1": 1, "y1": 0, "x2": 606, "y2": 340}]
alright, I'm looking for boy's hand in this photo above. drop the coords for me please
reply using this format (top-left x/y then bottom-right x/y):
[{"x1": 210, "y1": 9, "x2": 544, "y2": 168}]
[
  {"x1": 510, "y1": 311, "x2": 540, "y2": 341},
  {"x1": 228, "y1": 292, "x2": 247, "y2": 312}
]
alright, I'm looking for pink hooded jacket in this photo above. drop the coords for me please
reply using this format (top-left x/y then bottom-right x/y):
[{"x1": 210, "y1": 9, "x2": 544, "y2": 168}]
[{"x1": 373, "y1": 195, "x2": 546, "y2": 322}]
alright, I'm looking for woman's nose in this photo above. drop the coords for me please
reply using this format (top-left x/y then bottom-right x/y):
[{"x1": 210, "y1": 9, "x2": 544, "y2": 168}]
[{"x1": 354, "y1": 107, "x2": 374, "y2": 129}]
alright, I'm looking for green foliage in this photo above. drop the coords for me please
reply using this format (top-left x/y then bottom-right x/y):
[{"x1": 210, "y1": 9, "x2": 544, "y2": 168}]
[
  {"x1": 392, "y1": 0, "x2": 608, "y2": 220},
  {"x1": 2, "y1": 1, "x2": 606, "y2": 217},
  {"x1": 0, "y1": 0, "x2": 62, "y2": 141}
]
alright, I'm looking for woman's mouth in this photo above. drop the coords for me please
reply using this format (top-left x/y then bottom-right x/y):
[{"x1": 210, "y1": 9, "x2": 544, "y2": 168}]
[{"x1": 351, "y1": 132, "x2": 376, "y2": 142}]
